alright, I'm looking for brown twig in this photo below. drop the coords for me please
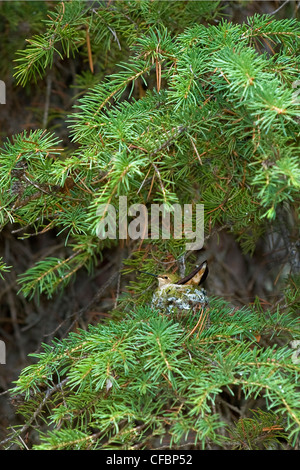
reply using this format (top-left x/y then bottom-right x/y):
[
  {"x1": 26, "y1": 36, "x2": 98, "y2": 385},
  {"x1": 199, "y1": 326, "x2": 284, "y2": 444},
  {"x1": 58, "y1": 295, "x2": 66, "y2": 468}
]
[{"x1": 0, "y1": 378, "x2": 69, "y2": 449}]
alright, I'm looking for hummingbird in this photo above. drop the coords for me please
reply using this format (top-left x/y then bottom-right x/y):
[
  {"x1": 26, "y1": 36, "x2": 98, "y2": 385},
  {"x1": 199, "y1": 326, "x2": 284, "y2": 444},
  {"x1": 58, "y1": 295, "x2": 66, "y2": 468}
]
[
  {"x1": 139, "y1": 260, "x2": 208, "y2": 288},
  {"x1": 139, "y1": 261, "x2": 209, "y2": 316}
]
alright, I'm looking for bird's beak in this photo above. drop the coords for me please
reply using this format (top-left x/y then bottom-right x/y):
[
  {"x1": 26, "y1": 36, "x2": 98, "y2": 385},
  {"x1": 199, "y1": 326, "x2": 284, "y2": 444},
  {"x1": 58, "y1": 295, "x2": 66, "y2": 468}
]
[{"x1": 138, "y1": 270, "x2": 158, "y2": 278}]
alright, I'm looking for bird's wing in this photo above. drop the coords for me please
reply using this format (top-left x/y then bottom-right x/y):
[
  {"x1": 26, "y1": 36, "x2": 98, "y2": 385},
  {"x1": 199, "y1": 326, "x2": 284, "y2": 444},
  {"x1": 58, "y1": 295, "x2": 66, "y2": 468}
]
[{"x1": 176, "y1": 261, "x2": 208, "y2": 285}]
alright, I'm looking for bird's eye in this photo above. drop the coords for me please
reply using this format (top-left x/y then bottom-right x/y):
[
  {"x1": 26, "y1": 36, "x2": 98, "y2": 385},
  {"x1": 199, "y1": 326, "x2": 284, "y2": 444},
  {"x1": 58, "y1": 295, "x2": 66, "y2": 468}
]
[{"x1": 164, "y1": 276, "x2": 168, "y2": 279}]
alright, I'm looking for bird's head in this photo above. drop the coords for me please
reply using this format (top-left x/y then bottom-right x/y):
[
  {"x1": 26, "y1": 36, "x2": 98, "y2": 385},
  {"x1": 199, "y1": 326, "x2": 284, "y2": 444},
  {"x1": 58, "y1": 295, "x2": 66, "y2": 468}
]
[
  {"x1": 138, "y1": 271, "x2": 178, "y2": 288},
  {"x1": 157, "y1": 274, "x2": 178, "y2": 288}
]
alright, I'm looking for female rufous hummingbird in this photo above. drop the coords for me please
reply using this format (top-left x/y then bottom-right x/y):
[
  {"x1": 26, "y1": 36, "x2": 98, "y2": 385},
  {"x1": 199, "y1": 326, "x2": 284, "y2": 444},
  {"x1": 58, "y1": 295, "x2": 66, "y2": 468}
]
[
  {"x1": 139, "y1": 260, "x2": 209, "y2": 316},
  {"x1": 139, "y1": 260, "x2": 208, "y2": 289}
]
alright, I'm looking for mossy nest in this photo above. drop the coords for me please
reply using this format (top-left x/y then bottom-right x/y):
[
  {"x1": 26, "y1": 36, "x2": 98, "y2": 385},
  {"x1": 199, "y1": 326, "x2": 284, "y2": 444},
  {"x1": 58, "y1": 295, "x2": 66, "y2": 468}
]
[{"x1": 151, "y1": 283, "x2": 209, "y2": 315}]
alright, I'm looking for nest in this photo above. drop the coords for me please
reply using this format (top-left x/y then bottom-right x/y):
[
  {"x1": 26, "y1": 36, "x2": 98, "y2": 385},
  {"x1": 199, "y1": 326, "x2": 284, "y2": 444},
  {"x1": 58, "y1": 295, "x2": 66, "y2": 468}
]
[{"x1": 151, "y1": 283, "x2": 209, "y2": 315}]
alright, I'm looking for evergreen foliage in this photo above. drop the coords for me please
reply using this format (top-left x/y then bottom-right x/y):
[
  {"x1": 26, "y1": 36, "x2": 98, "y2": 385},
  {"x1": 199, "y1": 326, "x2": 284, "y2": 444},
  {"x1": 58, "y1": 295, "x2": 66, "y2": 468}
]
[
  {"x1": 228, "y1": 409, "x2": 289, "y2": 450},
  {"x1": 0, "y1": 257, "x2": 11, "y2": 280},
  {"x1": 9, "y1": 296, "x2": 300, "y2": 450},
  {"x1": 0, "y1": 0, "x2": 299, "y2": 450}
]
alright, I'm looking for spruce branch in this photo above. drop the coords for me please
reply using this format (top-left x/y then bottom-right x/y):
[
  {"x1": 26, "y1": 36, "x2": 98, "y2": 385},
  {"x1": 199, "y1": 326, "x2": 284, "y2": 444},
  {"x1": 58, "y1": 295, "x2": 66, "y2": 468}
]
[{"x1": 6, "y1": 298, "x2": 300, "y2": 450}]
